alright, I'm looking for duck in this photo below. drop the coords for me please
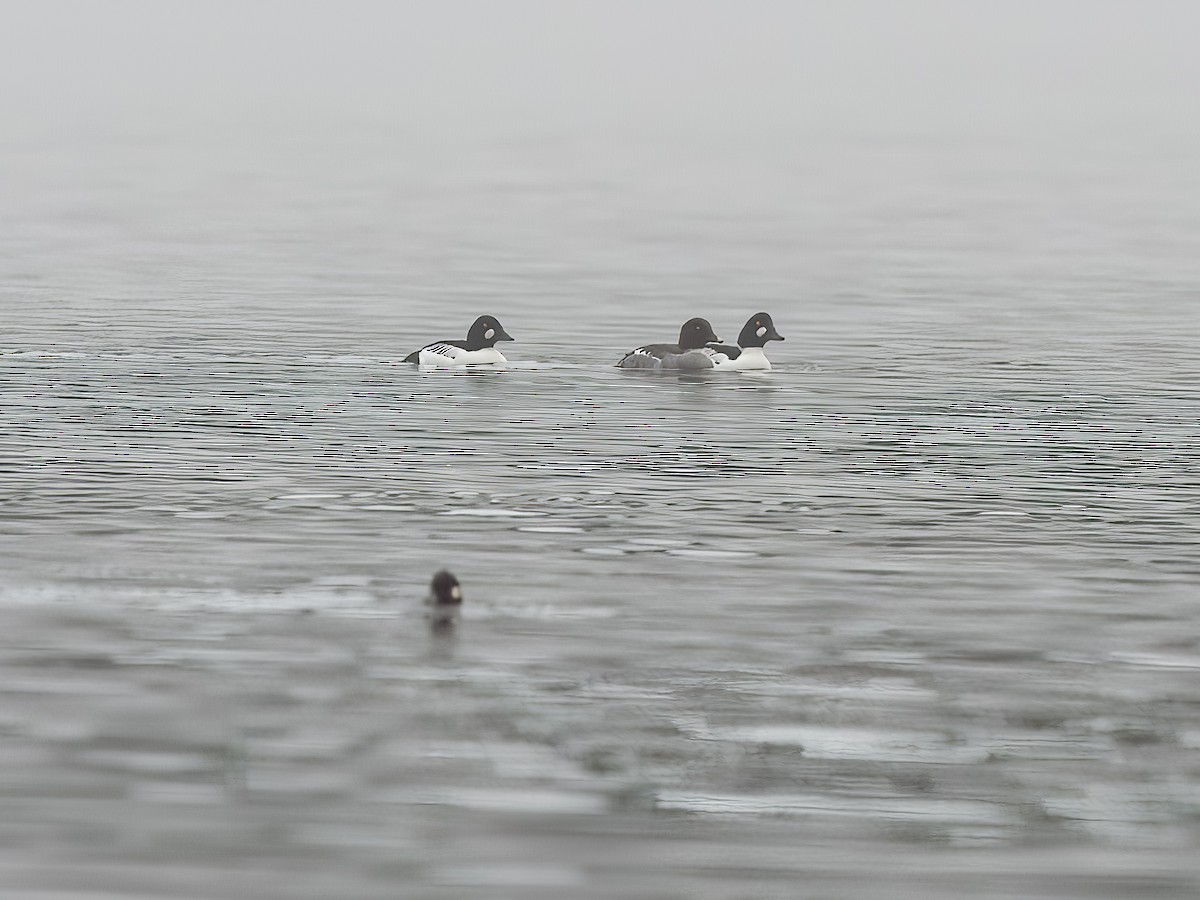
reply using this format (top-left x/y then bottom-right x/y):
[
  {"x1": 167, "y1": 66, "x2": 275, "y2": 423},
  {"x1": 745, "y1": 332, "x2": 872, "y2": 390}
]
[
  {"x1": 616, "y1": 317, "x2": 722, "y2": 370},
  {"x1": 404, "y1": 315, "x2": 514, "y2": 366},
  {"x1": 705, "y1": 312, "x2": 785, "y2": 371},
  {"x1": 426, "y1": 569, "x2": 463, "y2": 631}
]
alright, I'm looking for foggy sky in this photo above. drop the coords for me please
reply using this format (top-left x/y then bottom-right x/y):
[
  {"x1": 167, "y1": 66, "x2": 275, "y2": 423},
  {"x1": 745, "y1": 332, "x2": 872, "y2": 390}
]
[{"x1": 2, "y1": 1, "x2": 1198, "y2": 143}]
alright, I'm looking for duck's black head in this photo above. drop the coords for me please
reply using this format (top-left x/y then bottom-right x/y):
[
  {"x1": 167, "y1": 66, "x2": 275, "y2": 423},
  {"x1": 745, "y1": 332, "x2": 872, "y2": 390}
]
[
  {"x1": 465, "y1": 315, "x2": 514, "y2": 350},
  {"x1": 429, "y1": 569, "x2": 462, "y2": 607},
  {"x1": 677, "y1": 317, "x2": 721, "y2": 350},
  {"x1": 736, "y1": 312, "x2": 784, "y2": 348}
]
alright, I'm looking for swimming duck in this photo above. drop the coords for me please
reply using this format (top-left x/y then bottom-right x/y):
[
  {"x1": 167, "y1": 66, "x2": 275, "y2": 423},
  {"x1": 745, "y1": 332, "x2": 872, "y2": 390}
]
[
  {"x1": 616, "y1": 318, "x2": 722, "y2": 370},
  {"x1": 706, "y1": 312, "x2": 785, "y2": 370},
  {"x1": 426, "y1": 569, "x2": 462, "y2": 631},
  {"x1": 404, "y1": 315, "x2": 514, "y2": 366}
]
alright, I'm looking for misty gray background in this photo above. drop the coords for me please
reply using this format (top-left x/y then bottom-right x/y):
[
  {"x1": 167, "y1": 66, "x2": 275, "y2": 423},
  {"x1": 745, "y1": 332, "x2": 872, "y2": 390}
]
[
  {"x1": 5, "y1": 1, "x2": 1200, "y2": 137},
  {"x1": 4, "y1": 0, "x2": 1200, "y2": 342},
  {"x1": 2, "y1": 2, "x2": 1200, "y2": 899}
]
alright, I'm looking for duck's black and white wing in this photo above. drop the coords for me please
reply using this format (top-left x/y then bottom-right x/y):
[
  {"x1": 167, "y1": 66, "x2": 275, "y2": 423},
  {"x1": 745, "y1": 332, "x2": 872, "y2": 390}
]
[
  {"x1": 412, "y1": 341, "x2": 469, "y2": 366},
  {"x1": 617, "y1": 345, "x2": 665, "y2": 369},
  {"x1": 705, "y1": 343, "x2": 742, "y2": 361}
]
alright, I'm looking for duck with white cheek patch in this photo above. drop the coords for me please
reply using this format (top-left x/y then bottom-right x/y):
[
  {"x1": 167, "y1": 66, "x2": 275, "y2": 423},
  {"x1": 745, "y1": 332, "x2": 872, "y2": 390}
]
[
  {"x1": 616, "y1": 317, "x2": 723, "y2": 370},
  {"x1": 426, "y1": 569, "x2": 463, "y2": 634},
  {"x1": 404, "y1": 315, "x2": 514, "y2": 367},
  {"x1": 704, "y1": 312, "x2": 785, "y2": 371}
]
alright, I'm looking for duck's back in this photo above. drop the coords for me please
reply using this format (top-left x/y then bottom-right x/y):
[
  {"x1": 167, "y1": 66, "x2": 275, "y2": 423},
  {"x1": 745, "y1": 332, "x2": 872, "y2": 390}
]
[
  {"x1": 617, "y1": 343, "x2": 673, "y2": 368},
  {"x1": 618, "y1": 345, "x2": 716, "y2": 370},
  {"x1": 706, "y1": 343, "x2": 742, "y2": 361},
  {"x1": 404, "y1": 339, "x2": 466, "y2": 364}
]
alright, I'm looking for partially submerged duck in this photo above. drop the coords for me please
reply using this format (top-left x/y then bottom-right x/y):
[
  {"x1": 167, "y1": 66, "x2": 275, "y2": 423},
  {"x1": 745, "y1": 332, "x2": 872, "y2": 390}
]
[
  {"x1": 616, "y1": 318, "x2": 722, "y2": 370},
  {"x1": 426, "y1": 569, "x2": 463, "y2": 632}
]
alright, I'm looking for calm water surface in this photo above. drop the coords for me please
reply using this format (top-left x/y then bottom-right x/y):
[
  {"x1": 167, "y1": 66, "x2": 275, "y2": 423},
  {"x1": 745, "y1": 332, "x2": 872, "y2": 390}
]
[{"x1": 1, "y1": 127, "x2": 1199, "y2": 898}]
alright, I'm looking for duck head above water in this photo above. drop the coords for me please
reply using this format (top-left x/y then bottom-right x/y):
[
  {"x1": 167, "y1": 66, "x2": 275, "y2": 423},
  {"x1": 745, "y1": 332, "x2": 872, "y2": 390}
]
[
  {"x1": 428, "y1": 570, "x2": 462, "y2": 607},
  {"x1": 677, "y1": 317, "x2": 721, "y2": 350},
  {"x1": 465, "y1": 316, "x2": 515, "y2": 350},
  {"x1": 735, "y1": 312, "x2": 784, "y2": 348}
]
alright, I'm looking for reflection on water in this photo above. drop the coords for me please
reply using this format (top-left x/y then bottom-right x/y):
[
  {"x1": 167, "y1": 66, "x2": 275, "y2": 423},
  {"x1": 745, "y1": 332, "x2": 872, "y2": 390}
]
[{"x1": 2, "y1": 129, "x2": 1200, "y2": 897}]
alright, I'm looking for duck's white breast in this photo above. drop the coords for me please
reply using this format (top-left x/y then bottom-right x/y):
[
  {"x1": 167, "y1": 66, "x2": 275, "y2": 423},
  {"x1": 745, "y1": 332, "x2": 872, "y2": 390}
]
[
  {"x1": 418, "y1": 345, "x2": 507, "y2": 367},
  {"x1": 712, "y1": 347, "x2": 771, "y2": 371}
]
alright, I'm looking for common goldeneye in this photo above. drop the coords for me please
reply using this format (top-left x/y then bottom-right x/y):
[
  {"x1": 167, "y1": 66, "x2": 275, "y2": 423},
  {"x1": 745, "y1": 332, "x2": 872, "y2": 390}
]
[
  {"x1": 616, "y1": 317, "x2": 722, "y2": 370},
  {"x1": 426, "y1": 569, "x2": 462, "y2": 631},
  {"x1": 404, "y1": 315, "x2": 514, "y2": 366},
  {"x1": 706, "y1": 312, "x2": 785, "y2": 370}
]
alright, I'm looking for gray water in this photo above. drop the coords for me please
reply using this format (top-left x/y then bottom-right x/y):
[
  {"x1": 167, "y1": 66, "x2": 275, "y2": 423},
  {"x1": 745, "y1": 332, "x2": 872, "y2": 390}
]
[{"x1": 4, "y1": 6, "x2": 1200, "y2": 898}]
